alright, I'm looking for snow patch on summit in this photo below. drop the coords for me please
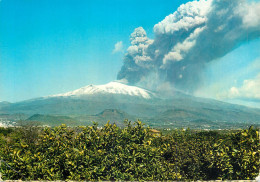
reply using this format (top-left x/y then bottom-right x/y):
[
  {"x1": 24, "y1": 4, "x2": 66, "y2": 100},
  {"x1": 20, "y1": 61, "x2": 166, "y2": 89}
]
[{"x1": 51, "y1": 81, "x2": 155, "y2": 99}]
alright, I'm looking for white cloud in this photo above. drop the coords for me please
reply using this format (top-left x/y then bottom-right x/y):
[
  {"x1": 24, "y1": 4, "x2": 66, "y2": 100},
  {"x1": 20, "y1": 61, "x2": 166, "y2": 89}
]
[
  {"x1": 236, "y1": 1, "x2": 260, "y2": 28},
  {"x1": 130, "y1": 27, "x2": 149, "y2": 45},
  {"x1": 229, "y1": 87, "x2": 240, "y2": 97},
  {"x1": 162, "y1": 26, "x2": 205, "y2": 65},
  {"x1": 127, "y1": 27, "x2": 153, "y2": 66},
  {"x1": 112, "y1": 41, "x2": 123, "y2": 54},
  {"x1": 134, "y1": 55, "x2": 152, "y2": 65},
  {"x1": 164, "y1": 52, "x2": 183, "y2": 62},
  {"x1": 194, "y1": 57, "x2": 260, "y2": 102},
  {"x1": 154, "y1": 0, "x2": 212, "y2": 34},
  {"x1": 226, "y1": 74, "x2": 260, "y2": 100}
]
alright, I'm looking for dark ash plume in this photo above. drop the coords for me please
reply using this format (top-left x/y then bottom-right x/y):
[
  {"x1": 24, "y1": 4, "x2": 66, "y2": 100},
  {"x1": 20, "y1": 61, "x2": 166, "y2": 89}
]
[{"x1": 117, "y1": 0, "x2": 260, "y2": 93}]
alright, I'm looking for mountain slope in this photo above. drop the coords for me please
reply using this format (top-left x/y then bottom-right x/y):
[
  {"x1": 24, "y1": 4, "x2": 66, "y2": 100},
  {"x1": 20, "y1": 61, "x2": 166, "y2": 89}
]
[
  {"x1": 73, "y1": 109, "x2": 137, "y2": 126},
  {"x1": 26, "y1": 114, "x2": 78, "y2": 126},
  {"x1": 50, "y1": 81, "x2": 156, "y2": 99},
  {"x1": 0, "y1": 82, "x2": 260, "y2": 127},
  {"x1": 0, "y1": 101, "x2": 11, "y2": 109}
]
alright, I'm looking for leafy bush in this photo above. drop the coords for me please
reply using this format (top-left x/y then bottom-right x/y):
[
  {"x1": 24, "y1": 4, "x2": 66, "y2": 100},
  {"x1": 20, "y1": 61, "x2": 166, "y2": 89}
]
[{"x1": 0, "y1": 121, "x2": 259, "y2": 181}]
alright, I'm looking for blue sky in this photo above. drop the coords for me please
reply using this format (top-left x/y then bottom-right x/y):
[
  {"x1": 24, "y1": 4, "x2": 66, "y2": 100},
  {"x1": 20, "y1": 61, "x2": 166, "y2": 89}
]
[
  {"x1": 0, "y1": 0, "x2": 190, "y2": 102},
  {"x1": 0, "y1": 0, "x2": 259, "y2": 108},
  {"x1": 195, "y1": 38, "x2": 260, "y2": 108}
]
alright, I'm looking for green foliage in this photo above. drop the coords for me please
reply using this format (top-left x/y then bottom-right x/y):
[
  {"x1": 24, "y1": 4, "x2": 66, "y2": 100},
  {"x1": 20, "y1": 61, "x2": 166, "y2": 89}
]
[
  {"x1": 0, "y1": 122, "x2": 259, "y2": 181},
  {"x1": 212, "y1": 126, "x2": 260, "y2": 180},
  {"x1": 0, "y1": 127, "x2": 13, "y2": 136}
]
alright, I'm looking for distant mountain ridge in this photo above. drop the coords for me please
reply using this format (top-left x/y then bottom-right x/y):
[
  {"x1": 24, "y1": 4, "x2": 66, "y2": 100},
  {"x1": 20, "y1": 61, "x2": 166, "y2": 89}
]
[
  {"x1": 0, "y1": 81, "x2": 260, "y2": 128},
  {"x1": 26, "y1": 114, "x2": 78, "y2": 126},
  {"x1": 0, "y1": 101, "x2": 11, "y2": 109}
]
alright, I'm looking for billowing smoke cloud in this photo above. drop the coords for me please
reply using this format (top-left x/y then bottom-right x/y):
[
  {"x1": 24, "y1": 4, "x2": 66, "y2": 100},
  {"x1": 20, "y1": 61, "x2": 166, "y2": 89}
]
[{"x1": 117, "y1": 0, "x2": 260, "y2": 93}]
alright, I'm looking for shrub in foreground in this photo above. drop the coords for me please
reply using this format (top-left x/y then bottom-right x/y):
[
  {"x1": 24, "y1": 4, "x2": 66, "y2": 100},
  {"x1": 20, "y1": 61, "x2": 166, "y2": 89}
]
[{"x1": 0, "y1": 121, "x2": 259, "y2": 181}]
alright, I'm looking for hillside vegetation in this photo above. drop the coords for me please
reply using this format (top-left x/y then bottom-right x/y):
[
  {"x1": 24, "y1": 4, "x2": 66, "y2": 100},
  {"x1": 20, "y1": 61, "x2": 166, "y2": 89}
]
[{"x1": 0, "y1": 121, "x2": 259, "y2": 181}]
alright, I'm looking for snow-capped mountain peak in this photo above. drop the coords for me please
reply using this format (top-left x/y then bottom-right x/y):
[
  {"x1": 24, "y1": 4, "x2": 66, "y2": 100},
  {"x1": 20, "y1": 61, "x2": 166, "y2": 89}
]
[{"x1": 51, "y1": 81, "x2": 155, "y2": 99}]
